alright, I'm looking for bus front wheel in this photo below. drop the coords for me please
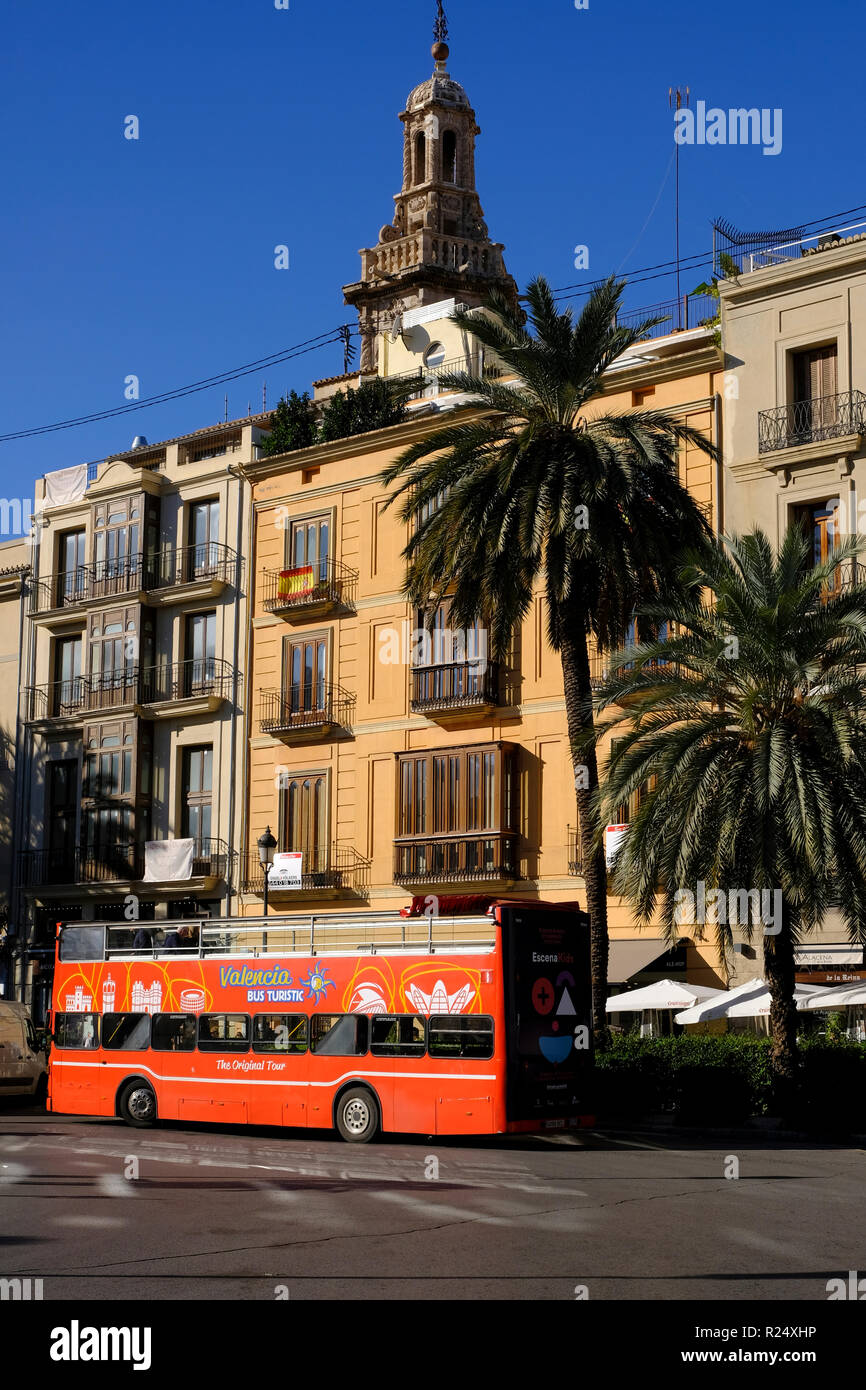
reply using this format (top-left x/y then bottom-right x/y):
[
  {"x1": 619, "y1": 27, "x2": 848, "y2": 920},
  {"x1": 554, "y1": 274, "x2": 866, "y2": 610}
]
[
  {"x1": 335, "y1": 1086, "x2": 380, "y2": 1144},
  {"x1": 119, "y1": 1080, "x2": 157, "y2": 1128}
]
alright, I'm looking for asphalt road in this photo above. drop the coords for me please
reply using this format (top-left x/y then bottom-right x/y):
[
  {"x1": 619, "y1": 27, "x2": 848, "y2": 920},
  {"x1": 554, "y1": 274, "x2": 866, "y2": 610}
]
[{"x1": 1, "y1": 1100, "x2": 864, "y2": 1301}]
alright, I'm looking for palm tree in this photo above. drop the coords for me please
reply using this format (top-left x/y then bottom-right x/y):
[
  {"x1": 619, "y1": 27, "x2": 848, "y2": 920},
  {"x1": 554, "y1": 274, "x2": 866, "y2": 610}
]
[
  {"x1": 380, "y1": 276, "x2": 716, "y2": 1036},
  {"x1": 594, "y1": 528, "x2": 866, "y2": 1100}
]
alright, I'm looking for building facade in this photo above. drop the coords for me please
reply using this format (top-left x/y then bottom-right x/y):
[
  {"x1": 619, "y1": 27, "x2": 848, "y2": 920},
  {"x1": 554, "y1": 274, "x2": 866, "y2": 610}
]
[
  {"x1": 14, "y1": 418, "x2": 266, "y2": 1017},
  {"x1": 0, "y1": 537, "x2": 30, "y2": 999},
  {"x1": 720, "y1": 222, "x2": 866, "y2": 989},
  {"x1": 240, "y1": 30, "x2": 727, "y2": 998}
]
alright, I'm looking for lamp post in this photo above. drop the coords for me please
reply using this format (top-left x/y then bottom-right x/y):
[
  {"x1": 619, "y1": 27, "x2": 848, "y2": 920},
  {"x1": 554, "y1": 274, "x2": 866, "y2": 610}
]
[{"x1": 258, "y1": 826, "x2": 277, "y2": 921}]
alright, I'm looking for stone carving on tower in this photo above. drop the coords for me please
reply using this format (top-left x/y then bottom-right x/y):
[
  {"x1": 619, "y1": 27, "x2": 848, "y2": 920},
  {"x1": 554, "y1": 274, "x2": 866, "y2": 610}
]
[{"x1": 343, "y1": 3, "x2": 519, "y2": 375}]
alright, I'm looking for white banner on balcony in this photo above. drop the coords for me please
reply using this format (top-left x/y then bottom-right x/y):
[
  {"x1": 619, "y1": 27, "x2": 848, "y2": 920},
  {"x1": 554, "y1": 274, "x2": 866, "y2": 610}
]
[
  {"x1": 268, "y1": 852, "x2": 303, "y2": 888},
  {"x1": 43, "y1": 464, "x2": 87, "y2": 508},
  {"x1": 143, "y1": 838, "x2": 194, "y2": 883}
]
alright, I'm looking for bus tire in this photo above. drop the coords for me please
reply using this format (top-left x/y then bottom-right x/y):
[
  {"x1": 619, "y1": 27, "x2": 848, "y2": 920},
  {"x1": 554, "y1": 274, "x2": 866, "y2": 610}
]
[
  {"x1": 335, "y1": 1086, "x2": 380, "y2": 1144},
  {"x1": 118, "y1": 1080, "x2": 157, "y2": 1128}
]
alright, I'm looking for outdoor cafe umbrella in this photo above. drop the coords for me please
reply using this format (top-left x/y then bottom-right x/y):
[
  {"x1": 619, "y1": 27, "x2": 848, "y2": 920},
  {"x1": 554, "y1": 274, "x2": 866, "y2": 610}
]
[
  {"x1": 606, "y1": 979, "x2": 723, "y2": 1012},
  {"x1": 797, "y1": 981, "x2": 866, "y2": 1010},
  {"x1": 674, "y1": 977, "x2": 824, "y2": 1024}
]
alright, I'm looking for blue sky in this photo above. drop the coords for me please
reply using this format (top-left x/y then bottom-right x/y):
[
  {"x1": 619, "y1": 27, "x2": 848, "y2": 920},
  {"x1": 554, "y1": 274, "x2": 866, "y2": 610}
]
[{"x1": 1, "y1": 0, "x2": 862, "y2": 516}]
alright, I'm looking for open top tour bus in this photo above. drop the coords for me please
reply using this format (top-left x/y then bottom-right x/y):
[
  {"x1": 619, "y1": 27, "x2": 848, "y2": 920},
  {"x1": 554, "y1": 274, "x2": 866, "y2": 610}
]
[{"x1": 47, "y1": 901, "x2": 593, "y2": 1143}]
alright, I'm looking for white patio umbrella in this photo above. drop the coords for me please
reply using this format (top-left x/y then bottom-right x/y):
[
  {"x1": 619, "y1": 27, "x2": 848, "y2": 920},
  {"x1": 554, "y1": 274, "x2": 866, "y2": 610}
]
[
  {"x1": 675, "y1": 977, "x2": 824, "y2": 1024},
  {"x1": 797, "y1": 981, "x2": 866, "y2": 1010},
  {"x1": 606, "y1": 979, "x2": 723, "y2": 1012}
]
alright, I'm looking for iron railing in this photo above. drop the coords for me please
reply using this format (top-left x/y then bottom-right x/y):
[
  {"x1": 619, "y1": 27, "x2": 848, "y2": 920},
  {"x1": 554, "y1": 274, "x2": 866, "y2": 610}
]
[
  {"x1": 567, "y1": 826, "x2": 583, "y2": 876},
  {"x1": 149, "y1": 542, "x2": 241, "y2": 590},
  {"x1": 758, "y1": 391, "x2": 866, "y2": 454},
  {"x1": 613, "y1": 293, "x2": 718, "y2": 339},
  {"x1": 393, "y1": 833, "x2": 519, "y2": 884},
  {"x1": 139, "y1": 658, "x2": 236, "y2": 704},
  {"x1": 259, "y1": 683, "x2": 354, "y2": 735},
  {"x1": 18, "y1": 837, "x2": 233, "y2": 888},
  {"x1": 410, "y1": 660, "x2": 499, "y2": 712},
  {"x1": 240, "y1": 844, "x2": 369, "y2": 896},
  {"x1": 261, "y1": 557, "x2": 357, "y2": 613}
]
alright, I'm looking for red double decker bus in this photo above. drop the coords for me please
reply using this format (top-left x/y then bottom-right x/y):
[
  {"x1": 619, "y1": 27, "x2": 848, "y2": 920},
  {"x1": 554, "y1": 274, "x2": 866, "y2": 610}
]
[{"x1": 47, "y1": 902, "x2": 592, "y2": 1143}]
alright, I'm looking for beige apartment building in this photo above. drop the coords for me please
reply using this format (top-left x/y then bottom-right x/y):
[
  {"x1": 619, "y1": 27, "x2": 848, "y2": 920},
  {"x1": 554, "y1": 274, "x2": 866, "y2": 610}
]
[
  {"x1": 239, "y1": 30, "x2": 726, "y2": 996},
  {"x1": 14, "y1": 418, "x2": 266, "y2": 1017},
  {"x1": 720, "y1": 222, "x2": 866, "y2": 990},
  {"x1": 0, "y1": 537, "x2": 30, "y2": 999}
]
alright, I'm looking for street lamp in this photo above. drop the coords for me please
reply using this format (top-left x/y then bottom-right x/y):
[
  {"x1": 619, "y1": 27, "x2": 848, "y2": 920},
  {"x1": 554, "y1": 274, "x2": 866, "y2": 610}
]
[{"x1": 258, "y1": 826, "x2": 277, "y2": 920}]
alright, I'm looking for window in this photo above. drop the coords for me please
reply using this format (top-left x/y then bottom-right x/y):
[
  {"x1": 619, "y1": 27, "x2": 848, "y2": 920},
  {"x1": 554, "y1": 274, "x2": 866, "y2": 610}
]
[
  {"x1": 310, "y1": 1014, "x2": 368, "y2": 1056},
  {"x1": 59, "y1": 925, "x2": 105, "y2": 962},
  {"x1": 792, "y1": 344, "x2": 837, "y2": 404},
  {"x1": 795, "y1": 501, "x2": 843, "y2": 598},
  {"x1": 370, "y1": 1014, "x2": 426, "y2": 1057},
  {"x1": 54, "y1": 636, "x2": 83, "y2": 713},
  {"x1": 88, "y1": 610, "x2": 136, "y2": 690},
  {"x1": 188, "y1": 499, "x2": 220, "y2": 576},
  {"x1": 441, "y1": 130, "x2": 457, "y2": 183},
  {"x1": 93, "y1": 501, "x2": 140, "y2": 584},
  {"x1": 47, "y1": 760, "x2": 79, "y2": 864},
  {"x1": 58, "y1": 530, "x2": 86, "y2": 603},
  {"x1": 288, "y1": 515, "x2": 329, "y2": 585},
  {"x1": 609, "y1": 737, "x2": 656, "y2": 825},
  {"x1": 283, "y1": 772, "x2": 329, "y2": 869},
  {"x1": 197, "y1": 1014, "x2": 250, "y2": 1052},
  {"x1": 428, "y1": 1015, "x2": 494, "y2": 1059},
  {"x1": 182, "y1": 746, "x2": 213, "y2": 844},
  {"x1": 414, "y1": 131, "x2": 426, "y2": 185},
  {"x1": 101, "y1": 1014, "x2": 151, "y2": 1050},
  {"x1": 284, "y1": 635, "x2": 327, "y2": 714},
  {"x1": 185, "y1": 611, "x2": 216, "y2": 688},
  {"x1": 252, "y1": 1014, "x2": 308, "y2": 1054},
  {"x1": 55, "y1": 1014, "x2": 100, "y2": 1049},
  {"x1": 151, "y1": 1014, "x2": 197, "y2": 1051},
  {"x1": 397, "y1": 745, "x2": 514, "y2": 839}
]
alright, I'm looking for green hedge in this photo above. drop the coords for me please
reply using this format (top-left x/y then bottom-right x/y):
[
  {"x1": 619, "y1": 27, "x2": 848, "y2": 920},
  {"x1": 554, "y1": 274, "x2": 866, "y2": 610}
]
[{"x1": 592, "y1": 1035, "x2": 866, "y2": 1131}]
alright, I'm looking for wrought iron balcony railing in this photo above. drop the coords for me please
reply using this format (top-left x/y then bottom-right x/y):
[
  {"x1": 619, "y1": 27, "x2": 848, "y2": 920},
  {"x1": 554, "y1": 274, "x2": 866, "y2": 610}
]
[
  {"x1": 410, "y1": 660, "x2": 499, "y2": 713},
  {"x1": 149, "y1": 542, "x2": 241, "y2": 590},
  {"x1": 393, "y1": 832, "x2": 519, "y2": 885},
  {"x1": 139, "y1": 658, "x2": 236, "y2": 705},
  {"x1": 18, "y1": 837, "x2": 233, "y2": 889},
  {"x1": 613, "y1": 292, "x2": 718, "y2": 339},
  {"x1": 259, "y1": 683, "x2": 354, "y2": 736},
  {"x1": 240, "y1": 844, "x2": 369, "y2": 896},
  {"x1": 261, "y1": 557, "x2": 357, "y2": 613},
  {"x1": 567, "y1": 826, "x2": 583, "y2": 876},
  {"x1": 758, "y1": 390, "x2": 866, "y2": 454}
]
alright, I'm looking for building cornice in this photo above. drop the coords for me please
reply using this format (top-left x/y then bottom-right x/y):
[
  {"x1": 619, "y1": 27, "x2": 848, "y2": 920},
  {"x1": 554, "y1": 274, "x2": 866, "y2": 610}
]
[{"x1": 719, "y1": 241, "x2": 866, "y2": 307}]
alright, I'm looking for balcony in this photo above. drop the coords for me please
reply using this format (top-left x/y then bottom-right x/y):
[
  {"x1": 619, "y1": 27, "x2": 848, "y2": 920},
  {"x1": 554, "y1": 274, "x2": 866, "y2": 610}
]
[
  {"x1": 410, "y1": 660, "x2": 499, "y2": 723},
  {"x1": 261, "y1": 558, "x2": 357, "y2": 619},
  {"x1": 758, "y1": 391, "x2": 866, "y2": 455},
  {"x1": 30, "y1": 545, "x2": 242, "y2": 619},
  {"x1": 393, "y1": 833, "x2": 520, "y2": 889},
  {"x1": 147, "y1": 543, "x2": 242, "y2": 603},
  {"x1": 26, "y1": 670, "x2": 143, "y2": 721},
  {"x1": 19, "y1": 838, "x2": 233, "y2": 893},
  {"x1": 567, "y1": 826, "x2": 583, "y2": 877},
  {"x1": 240, "y1": 845, "x2": 370, "y2": 900},
  {"x1": 259, "y1": 684, "x2": 354, "y2": 742},
  {"x1": 138, "y1": 659, "x2": 236, "y2": 716}
]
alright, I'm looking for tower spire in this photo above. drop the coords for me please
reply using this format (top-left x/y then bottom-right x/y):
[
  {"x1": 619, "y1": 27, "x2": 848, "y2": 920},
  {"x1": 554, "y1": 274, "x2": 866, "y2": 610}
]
[{"x1": 434, "y1": 1, "x2": 448, "y2": 45}]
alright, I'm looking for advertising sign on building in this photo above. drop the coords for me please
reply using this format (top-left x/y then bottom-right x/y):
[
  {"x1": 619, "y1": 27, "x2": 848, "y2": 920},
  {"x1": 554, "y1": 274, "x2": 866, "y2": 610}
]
[
  {"x1": 605, "y1": 824, "x2": 629, "y2": 871},
  {"x1": 268, "y1": 852, "x2": 303, "y2": 888}
]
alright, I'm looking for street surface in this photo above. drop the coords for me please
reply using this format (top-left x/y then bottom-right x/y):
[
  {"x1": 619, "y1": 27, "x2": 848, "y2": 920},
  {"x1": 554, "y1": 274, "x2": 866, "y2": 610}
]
[{"x1": 1, "y1": 1100, "x2": 863, "y2": 1300}]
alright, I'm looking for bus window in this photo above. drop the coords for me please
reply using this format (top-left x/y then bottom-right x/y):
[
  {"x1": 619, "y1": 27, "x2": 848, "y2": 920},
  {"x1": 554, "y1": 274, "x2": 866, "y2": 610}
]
[
  {"x1": 152, "y1": 1014, "x2": 196, "y2": 1052},
  {"x1": 252, "y1": 1014, "x2": 307, "y2": 1054},
  {"x1": 198, "y1": 1014, "x2": 250, "y2": 1052},
  {"x1": 310, "y1": 1014, "x2": 368, "y2": 1056},
  {"x1": 102, "y1": 1014, "x2": 151, "y2": 1050},
  {"x1": 428, "y1": 1015, "x2": 494, "y2": 1059},
  {"x1": 59, "y1": 926, "x2": 105, "y2": 962},
  {"x1": 55, "y1": 1014, "x2": 100, "y2": 1049},
  {"x1": 370, "y1": 1014, "x2": 426, "y2": 1057}
]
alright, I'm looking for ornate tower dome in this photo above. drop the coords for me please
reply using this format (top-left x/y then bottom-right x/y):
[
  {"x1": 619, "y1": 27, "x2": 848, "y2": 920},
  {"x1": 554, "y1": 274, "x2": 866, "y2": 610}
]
[{"x1": 343, "y1": 3, "x2": 519, "y2": 375}]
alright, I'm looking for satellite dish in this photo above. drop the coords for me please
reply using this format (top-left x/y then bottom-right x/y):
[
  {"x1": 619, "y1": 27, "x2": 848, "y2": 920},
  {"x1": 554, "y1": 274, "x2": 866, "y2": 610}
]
[{"x1": 389, "y1": 313, "x2": 404, "y2": 343}]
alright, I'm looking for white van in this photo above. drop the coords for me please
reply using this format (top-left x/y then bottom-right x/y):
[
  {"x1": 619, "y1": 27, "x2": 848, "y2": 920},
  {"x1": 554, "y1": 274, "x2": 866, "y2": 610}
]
[{"x1": 0, "y1": 1001, "x2": 47, "y2": 1101}]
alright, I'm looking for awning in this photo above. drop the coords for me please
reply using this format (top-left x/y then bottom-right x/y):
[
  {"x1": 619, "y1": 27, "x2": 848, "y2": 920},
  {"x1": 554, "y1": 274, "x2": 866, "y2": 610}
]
[
  {"x1": 608, "y1": 939, "x2": 670, "y2": 983},
  {"x1": 795, "y1": 946, "x2": 864, "y2": 967}
]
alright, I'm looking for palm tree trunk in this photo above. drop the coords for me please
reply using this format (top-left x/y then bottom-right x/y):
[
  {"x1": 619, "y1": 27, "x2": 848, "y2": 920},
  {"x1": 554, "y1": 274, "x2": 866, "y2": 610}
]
[
  {"x1": 560, "y1": 628, "x2": 609, "y2": 1042},
  {"x1": 762, "y1": 903, "x2": 800, "y2": 1116}
]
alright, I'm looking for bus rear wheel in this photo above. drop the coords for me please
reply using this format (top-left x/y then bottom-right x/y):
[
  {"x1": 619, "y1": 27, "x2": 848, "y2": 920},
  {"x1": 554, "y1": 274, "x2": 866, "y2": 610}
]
[
  {"x1": 119, "y1": 1081, "x2": 157, "y2": 1128},
  {"x1": 335, "y1": 1087, "x2": 379, "y2": 1144}
]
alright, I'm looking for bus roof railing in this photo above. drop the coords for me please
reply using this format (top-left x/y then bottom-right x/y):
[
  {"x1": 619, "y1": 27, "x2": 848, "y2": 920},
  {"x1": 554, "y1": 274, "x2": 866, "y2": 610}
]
[{"x1": 89, "y1": 911, "x2": 501, "y2": 960}]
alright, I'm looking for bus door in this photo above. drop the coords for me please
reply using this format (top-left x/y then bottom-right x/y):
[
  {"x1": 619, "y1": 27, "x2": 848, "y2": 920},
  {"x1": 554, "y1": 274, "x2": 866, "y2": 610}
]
[{"x1": 499, "y1": 905, "x2": 593, "y2": 1130}]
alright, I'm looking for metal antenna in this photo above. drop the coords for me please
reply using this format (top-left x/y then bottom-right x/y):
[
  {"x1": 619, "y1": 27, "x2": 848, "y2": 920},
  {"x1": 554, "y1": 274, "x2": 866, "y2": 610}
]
[
  {"x1": 669, "y1": 85, "x2": 690, "y2": 330},
  {"x1": 434, "y1": 1, "x2": 448, "y2": 44}
]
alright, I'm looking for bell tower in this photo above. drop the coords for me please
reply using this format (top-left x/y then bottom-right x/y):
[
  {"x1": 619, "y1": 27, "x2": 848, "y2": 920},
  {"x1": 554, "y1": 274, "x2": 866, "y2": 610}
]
[{"x1": 343, "y1": 3, "x2": 519, "y2": 374}]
